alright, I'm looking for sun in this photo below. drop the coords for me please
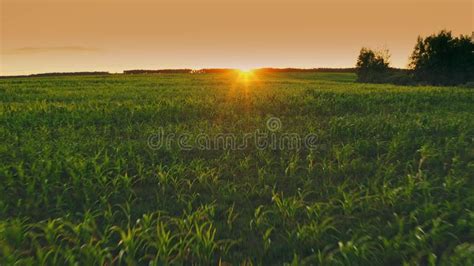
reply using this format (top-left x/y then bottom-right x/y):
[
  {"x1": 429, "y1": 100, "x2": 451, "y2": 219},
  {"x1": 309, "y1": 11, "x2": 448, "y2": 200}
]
[
  {"x1": 238, "y1": 67, "x2": 254, "y2": 74},
  {"x1": 236, "y1": 68, "x2": 257, "y2": 84}
]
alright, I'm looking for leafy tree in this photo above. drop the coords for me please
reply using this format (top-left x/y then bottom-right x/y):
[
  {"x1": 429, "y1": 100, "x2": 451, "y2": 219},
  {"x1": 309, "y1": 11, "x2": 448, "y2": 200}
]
[
  {"x1": 409, "y1": 30, "x2": 474, "y2": 85},
  {"x1": 355, "y1": 48, "x2": 390, "y2": 82}
]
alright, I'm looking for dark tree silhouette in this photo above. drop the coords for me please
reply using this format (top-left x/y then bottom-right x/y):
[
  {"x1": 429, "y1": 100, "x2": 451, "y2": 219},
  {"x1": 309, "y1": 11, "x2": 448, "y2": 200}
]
[
  {"x1": 355, "y1": 48, "x2": 390, "y2": 82},
  {"x1": 409, "y1": 30, "x2": 474, "y2": 85}
]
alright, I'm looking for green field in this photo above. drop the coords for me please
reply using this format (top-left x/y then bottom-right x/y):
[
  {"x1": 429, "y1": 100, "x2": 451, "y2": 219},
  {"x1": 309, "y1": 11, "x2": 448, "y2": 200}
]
[{"x1": 0, "y1": 72, "x2": 473, "y2": 264}]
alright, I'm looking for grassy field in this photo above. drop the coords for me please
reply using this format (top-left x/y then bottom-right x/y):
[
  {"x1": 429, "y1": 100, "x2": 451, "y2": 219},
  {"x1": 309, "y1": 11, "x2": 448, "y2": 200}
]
[{"x1": 0, "y1": 72, "x2": 473, "y2": 264}]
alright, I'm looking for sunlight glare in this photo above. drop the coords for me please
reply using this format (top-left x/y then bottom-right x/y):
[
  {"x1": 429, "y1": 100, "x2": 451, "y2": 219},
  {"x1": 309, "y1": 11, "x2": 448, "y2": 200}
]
[
  {"x1": 238, "y1": 67, "x2": 254, "y2": 74},
  {"x1": 236, "y1": 68, "x2": 256, "y2": 84}
]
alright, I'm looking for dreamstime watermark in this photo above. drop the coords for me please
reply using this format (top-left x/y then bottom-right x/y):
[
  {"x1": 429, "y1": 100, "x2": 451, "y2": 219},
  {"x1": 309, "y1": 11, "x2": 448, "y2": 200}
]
[{"x1": 147, "y1": 117, "x2": 321, "y2": 151}]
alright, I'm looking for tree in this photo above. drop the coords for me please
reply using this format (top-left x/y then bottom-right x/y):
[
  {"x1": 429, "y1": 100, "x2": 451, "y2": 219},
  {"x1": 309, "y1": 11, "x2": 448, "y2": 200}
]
[
  {"x1": 355, "y1": 48, "x2": 390, "y2": 82},
  {"x1": 409, "y1": 30, "x2": 474, "y2": 85}
]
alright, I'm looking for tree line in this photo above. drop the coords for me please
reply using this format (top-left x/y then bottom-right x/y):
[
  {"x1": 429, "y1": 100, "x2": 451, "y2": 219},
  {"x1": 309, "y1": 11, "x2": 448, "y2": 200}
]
[
  {"x1": 0, "y1": 71, "x2": 111, "y2": 79},
  {"x1": 123, "y1": 69, "x2": 193, "y2": 74},
  {"x1": 356, "y1": 30, "x2": 473, "y2": 86},
  {"x1": 191, "y1": 68, "x2": 356, "y2": 74}
]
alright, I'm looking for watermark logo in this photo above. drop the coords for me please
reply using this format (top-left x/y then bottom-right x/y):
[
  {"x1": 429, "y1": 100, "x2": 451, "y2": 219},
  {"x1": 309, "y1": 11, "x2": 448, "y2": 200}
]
[
  {"x1": 147, "y1": 117, "x2": 321, "y2": 151},
  {"x1": 266, "y1": 117, "x2": 282, "y2": 132}
]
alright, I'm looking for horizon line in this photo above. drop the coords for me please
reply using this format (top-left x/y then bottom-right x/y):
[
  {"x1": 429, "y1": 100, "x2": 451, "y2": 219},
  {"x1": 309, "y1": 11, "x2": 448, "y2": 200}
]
[{"x1": 0, "y1": 66, "x2": 414, "y2": 78}]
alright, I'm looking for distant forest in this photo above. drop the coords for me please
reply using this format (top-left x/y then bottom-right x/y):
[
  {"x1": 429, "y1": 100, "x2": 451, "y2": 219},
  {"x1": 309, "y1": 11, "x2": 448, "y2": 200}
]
[
  {"x1": 0, "y1": 72, "x2": 111, "y2": 79},
  {"x1": 0, "y1": 68, "x2": 356, "y2": 78},
  {"x1": 124, "y1": 68, "x2": 356, "y2": 74},
  {"x1": 123, "y1": 69, "x2": 193, "y2": 74}
]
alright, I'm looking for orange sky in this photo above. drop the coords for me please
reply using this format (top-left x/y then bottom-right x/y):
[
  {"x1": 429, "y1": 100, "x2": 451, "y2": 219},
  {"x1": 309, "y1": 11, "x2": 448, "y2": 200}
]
[{"x1": 1, "y1": 0, "x2": 472, "y2": 75}]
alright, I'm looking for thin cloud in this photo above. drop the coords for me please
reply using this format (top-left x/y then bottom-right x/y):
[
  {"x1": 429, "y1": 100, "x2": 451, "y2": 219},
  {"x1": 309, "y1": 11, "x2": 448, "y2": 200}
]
[{"x1": 5, "y1": 46, "x2": 101, "y2": 55}]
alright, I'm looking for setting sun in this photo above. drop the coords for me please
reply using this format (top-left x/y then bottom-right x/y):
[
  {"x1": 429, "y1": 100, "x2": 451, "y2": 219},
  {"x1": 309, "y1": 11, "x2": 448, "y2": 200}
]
[
  {"x1": 238, "y1": 68, "x2": 254, "y2": 74},
  {"x1": 236, "y1": 68, "x2": 257, "y2": 84}
]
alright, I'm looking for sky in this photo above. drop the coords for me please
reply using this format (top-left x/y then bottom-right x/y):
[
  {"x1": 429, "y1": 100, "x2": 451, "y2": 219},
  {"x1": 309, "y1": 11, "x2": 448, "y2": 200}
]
[{"x1": 0, "y1": 0, "x2": 472, "y2": 75}]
